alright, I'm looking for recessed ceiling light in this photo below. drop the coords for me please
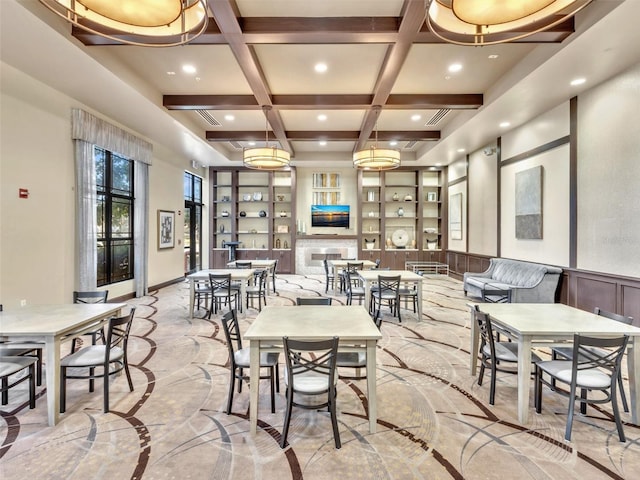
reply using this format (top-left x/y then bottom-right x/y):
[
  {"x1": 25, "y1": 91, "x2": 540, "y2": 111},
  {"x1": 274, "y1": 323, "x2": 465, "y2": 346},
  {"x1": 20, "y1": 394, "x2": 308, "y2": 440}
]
[
  {"x1": 248, "y1": 141, "x2": 256, "y2": 146},
  {"x1": 224, "y1": 115, "x2": 235, "y2": 121},
  {"x1": 314, "y1": 63, "x2": 328, "y2": 73},
  {"x1": 499, "y1": 121, "x2": 511, "y2": 128},
  {"x1": 182, "y1": 64, "x2": 196, "y2": 74},
  {"x1": 570, "y1": 78, "x2": 586, "y2": 86},
  {"x1": 435, "y1": 163, "x2": 442, "y2": 167},
  {"x1": 488, "y1": 54, "x2": 499, "y2": 59},
  {"x1": 389, "y1": 140, "x2": 398, "y2": 146},
  {"x1": 317, "y1": 114, "x2": 327, "y2": 121},
  {"x1": 411, "y1": 114, "x2": 421, "y2": 122},
  {"x1": 457, "y1": 148, "x2": 465, "y2": 153},
  {"x1": 319, "y1": 140, "x2": 327, "y2": 146},
  {"x1": 448, "y1": 63, "x2": 463, "y2": 73},
  {"x1": 167, "y1": 71, "x2": 176, "y2": 75},
  {"x1": 195, "y1": 77, "x2": 201, "y2": 82}
]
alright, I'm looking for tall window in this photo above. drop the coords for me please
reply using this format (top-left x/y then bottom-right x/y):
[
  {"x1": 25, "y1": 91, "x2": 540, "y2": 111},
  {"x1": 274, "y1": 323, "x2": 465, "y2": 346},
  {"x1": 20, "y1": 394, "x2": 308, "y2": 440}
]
[
  {"x1": 95, "y1": 147, "x2": 134, "y2": 286},
  {"x1": 184, "y1": 172, "x2": 203, "y2": 273}
]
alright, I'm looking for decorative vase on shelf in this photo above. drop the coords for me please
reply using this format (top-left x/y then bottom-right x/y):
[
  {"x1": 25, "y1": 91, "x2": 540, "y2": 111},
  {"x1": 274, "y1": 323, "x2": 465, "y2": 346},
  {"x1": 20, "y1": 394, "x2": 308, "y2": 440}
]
[
  {"x1": 279, "y1": 210, "x2": 287, "y2": 217},
  {"x1": 276, "y1": 238, "x2": 281, "y2": 249},
  {"x1": 219, "y1": 224, "x2": 225, "y2": 233},
  {"x1": 392, "y1": 192, "x2": 399, "y2": 201},
  {"x1": 367, "y1": 190, "x2": 375, "y2": 202},
  {"x1": 397, "y1": 207, "x2": 404, "y2": 217},
  {"x1": 284, "y1": 240, "x2": 289, "y2": 249},
  {"x1": 386, "y1": 237, "x2": 392, "y2": 247},
  {"x1": 365, "y1": 238, "x2": 375, "y2": 250}
]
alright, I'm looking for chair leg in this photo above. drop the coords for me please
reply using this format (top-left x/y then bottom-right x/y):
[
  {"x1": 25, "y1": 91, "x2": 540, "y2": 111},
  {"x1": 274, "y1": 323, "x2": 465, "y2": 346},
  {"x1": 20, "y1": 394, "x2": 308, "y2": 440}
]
[
  {"x1": 60, "y1": 367, "x2": 67, "y2": 413},
  {"x1": 123, "y1": 357, "x2": 134, "y2": 391},
  {"x1": 280, "y1": 388, "x2": 294, "y2": 448},
  {"x1": 579, "y1": 388, "x2": 587, "y2": 415},
  {"x1": 89, "y1": 367, "x2": 95, "y2": 392},
  {"x1": 618, "y1": 371, "x2": 629, "y2": 413},
  {"x1": 489, "y1": 363, "x2": 496, "y2": 405},
  {"x1": 28, "y1": 363, "x2": 36, "y2": 409},
  {"x1": 477, "y1": 361, "x2": 485, "y2": 386},
  {"x1": 226, "y1": 369, "x2": 236, "y2": 414},
  {"x1": 35, "y1": 350, "x2": 43, "y2": 386},
  {"x1": 565, "y1": 384, "x2": 578, "y2": 441},
  {"x1": 275, "y1": 364, "x2": 280, "y2": 392},
  {"x1": 103, "y1": 367, "x2": 110, "y2": 413},
  {"x1": 611, "y1": 384, "x2": 626, "y2": 442},
  {"x1": 270, "y1": 367, "x2": 275, "y2": 414},
  {"x1": 237, "y1": 368, "x2": 243, "y2": 393},
  {"x1": 329, "y1": 388, "x2": 341, "y2": 449},
  {"x1": 1, "y1": 377, "x2": 8, "y2": 405}
]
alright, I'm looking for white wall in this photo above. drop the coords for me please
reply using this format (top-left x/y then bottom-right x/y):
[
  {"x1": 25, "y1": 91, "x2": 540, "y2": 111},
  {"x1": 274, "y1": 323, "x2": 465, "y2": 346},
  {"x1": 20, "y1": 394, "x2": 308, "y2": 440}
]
[
  {"x1": 295, "y1": 167, "x2": 358, "y2": 235},
  {"x1": 576, "y1": 61, "x2": 640, "y2": 278},
  {"x1": 500, "y1": 104, "x2": 571, "y2": 266},
  {"x1": 0, "y1": 63, "x2": 197, "y2": 306},
  {"x1": 468, "y1": 146, "x2": 498, "y2": 256}
]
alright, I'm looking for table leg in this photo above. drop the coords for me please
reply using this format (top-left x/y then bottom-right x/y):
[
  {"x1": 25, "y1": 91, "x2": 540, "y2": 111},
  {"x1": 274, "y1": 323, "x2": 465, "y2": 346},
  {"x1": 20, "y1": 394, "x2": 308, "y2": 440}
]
[
  {"x1": 240, "y1": 281, "x2": 248, "y2": 315},
  {"x1": 333, "y1": 265, "x2": 340, "y2": 292},
  {"x1": 416, "y1": 280, "x2": 423, "y2": 319},
  {"x1": 249, "y1": 340, "x2": 260, "y2": 434},
  {"x1": 469, "y1": 308, "x2": 479, "y2": 376},
  {"x1": 517, "y1": 336, "x2": 532, "y2": 424},
  {"x1": 628, "y1": 337, "x2": 639, "y2": 424},
  {"x1": 189, "y1": 279, "x2": 195, "y2": 318},
  {"x1": 366, "y1": 340, "x2": 377, "y2": 433},
  {"x1": 363, "y1": 279, "x2": 371, "y2": 313},
  {"x1": 45, "y1": 336, "x2": 61, "y2": 426}
]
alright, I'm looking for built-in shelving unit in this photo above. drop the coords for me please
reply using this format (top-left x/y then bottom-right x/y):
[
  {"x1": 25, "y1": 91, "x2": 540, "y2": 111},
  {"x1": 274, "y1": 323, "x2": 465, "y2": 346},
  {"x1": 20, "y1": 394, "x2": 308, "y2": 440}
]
[
  {"x1": 357, "y1": 167, "x2": 447, "y2": 266},
  {"x1": 209, "y1": 168, "x2": 296, "y2": 272}
]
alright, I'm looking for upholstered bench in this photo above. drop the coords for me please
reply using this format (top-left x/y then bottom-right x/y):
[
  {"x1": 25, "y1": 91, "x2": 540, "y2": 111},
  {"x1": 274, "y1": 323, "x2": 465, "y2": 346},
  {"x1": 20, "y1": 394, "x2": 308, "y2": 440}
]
[{"x1": 463, "y1": 258, "x2": 562, "y2": 303}]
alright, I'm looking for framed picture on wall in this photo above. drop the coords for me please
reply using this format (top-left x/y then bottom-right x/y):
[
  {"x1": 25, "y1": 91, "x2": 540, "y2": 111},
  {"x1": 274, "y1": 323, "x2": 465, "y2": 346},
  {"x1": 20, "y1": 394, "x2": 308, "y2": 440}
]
[{"x1": 158, "y1": 210, "x2": 175, "y2": 249}]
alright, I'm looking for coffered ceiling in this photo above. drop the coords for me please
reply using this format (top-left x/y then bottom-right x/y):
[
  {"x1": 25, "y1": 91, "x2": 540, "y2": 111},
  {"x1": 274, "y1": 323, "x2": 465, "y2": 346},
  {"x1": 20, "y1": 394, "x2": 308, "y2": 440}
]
[{"x1": 3, "y1": 0, "x2": 639, "y2": 168}]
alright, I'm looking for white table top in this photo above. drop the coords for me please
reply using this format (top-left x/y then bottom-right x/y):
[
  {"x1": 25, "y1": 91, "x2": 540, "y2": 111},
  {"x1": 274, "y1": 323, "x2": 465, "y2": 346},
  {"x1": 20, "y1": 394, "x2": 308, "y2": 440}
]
[
  {"x1": 357, "y1": 269, "x2": 425, "y2": 282},
  {"x1": 0, "y1": 303, "x2": 127, "y2": 336},
  {"x1": 187, "y1": 268, "x2": 255, "y2": 281},
  {"x1": 245, "y1": 305, "x2": 382, "y2": 342},
  {"x1": 227, "y1": 260, "x2": 276, "y2": 268},
  {"x1": 476, "y1": 303, "x2": 640, "y2": 337},
  {"x1": 329, "y1": 259, "x2": 377, "y2": 268}
]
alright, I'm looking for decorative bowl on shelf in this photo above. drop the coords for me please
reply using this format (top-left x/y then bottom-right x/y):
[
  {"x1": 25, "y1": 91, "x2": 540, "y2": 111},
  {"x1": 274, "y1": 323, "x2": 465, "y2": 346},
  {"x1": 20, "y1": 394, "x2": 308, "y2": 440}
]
[
  {"x1": 253, "y1": 191, "x2": 263, "y2": 201},
  {"x1": 221, "y1": 210, "x2": 229, "y2": 217},
  {"x1": 404, "y1": 194, "x2": 413, "y2": 201},
  {"x1": 239, "y1": 211, "x2": 246, "y2": 217},
  {"x1": 242, "y1": 193, "x2": 252, "y2": 201},
  {"x1": 424, "y1": 227, "x2": 437, "y2": 234},
  {"x1": 365, "y1": 238, "x2": 376, "y2": 250},
  {"x1": 259, "y1": 210, "x2": 267, "y2": 217},
  {"x1": 277, "y1": 194, "x2": 285, "y2": 201}
]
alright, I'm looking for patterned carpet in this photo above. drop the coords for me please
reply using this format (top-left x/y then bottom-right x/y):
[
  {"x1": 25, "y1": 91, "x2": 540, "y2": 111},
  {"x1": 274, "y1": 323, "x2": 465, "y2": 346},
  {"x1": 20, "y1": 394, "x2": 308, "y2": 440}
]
[{"x1": 1, "y1": 274, "x2": 638, "y2": 479}]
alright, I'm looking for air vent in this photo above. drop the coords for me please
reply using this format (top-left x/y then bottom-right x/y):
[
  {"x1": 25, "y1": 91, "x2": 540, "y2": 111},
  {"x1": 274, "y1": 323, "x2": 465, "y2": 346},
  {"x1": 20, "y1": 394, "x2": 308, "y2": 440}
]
[
  {"x1": 425, "y1": 108, "x2": 450, "y2": 126},
  {"x1": 229, "y1": 140, "x2": 243, "y2": 149},
  {"x1": 196, "y1": 110, "x2": 221, "y2": 126},
  {"x1": 404, "y1": 140, "x2": 418, "y2": 149}
]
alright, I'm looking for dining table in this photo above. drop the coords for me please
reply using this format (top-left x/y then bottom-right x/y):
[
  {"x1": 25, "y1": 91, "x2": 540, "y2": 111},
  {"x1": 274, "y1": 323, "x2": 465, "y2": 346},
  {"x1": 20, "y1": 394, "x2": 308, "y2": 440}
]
[
  {"x1": 186, "y1": 268, "x2": 255, "y2": 317},
  {"x1": 358, "y1": 269, "x2": 426, "y2": 319},
  {"x1": 227, "y1": 259, "x2": 277, "y2": 294},
  {"x1": 328, "y1": 259, "x2": 378, "y2": 292},
  {"x1": 470, "y1": 303, "x2": 640, "y2": 424},
  {"x1": 0, "y1": 303, "x2": 126, "y2": 426},
  {"x1": 244, "y1": 305, "x2": 382, "y2": 435}
]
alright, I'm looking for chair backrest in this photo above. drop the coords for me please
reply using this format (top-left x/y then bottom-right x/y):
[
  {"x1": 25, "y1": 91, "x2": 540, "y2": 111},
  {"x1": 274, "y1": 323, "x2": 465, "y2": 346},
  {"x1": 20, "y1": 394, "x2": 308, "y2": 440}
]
[
  {"x1": 73, "y1": 290, "x2": 109, "y2": 304},
  {"x1": 481, "y1": 288, "x2": 512, "y2": 303},
  {"x1": 104, "y1": 307, "x2": 135, "y2": 362},
  {"x1": 344, "y1": 271, "x2": 362, "y2": 295},
  {"x1": 296, "y1": 297, "x2": 332, "y2": 306},
  {"x1": 570, "y1": 333, "x2": 629, "y2": 378},
  {"x1": 235, "y1": 261, "x2": 253, "y2": 269},
  {"x1": 376, "y1": 275, "x2": 400, "y2": 300},
  {"x1": 252, "y1": 269, "x2": 268, "y2": 291},
  {"x1": 323, "y1": 258, "x2": 330, "y2": 276},
  {"x1": 283, "y1": 336, "x2": 339, "y2": 392},
  {"x1": 209, "y1": 273, "x2": 232, "y2": 292},
  {"x1": 220, "y1": 310, "x2": 241, "y2": 361},
  {"x1": 594, "y1": 307, "x2": 633, "y2": 325},
  {"x1": 473, "y1": 306, "x2": 497, "y2": 359},
  {"x1": 346, "y1": 262, "x2": 363, "y2": 273}
]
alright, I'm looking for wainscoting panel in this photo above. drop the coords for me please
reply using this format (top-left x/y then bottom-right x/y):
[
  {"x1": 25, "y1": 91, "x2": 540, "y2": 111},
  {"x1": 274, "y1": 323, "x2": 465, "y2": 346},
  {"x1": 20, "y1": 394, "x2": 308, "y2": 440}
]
[{"x1": 444, "y1": 250, "x2": 639, "y2": 320}]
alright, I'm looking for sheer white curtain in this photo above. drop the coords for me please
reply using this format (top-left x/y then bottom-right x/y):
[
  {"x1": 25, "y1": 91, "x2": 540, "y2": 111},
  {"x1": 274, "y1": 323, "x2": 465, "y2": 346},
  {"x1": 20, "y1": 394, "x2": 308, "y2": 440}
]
[{"x1": 72, "y1": 109, "x2": 152, "y2": 296}]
